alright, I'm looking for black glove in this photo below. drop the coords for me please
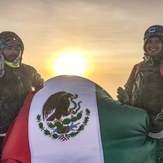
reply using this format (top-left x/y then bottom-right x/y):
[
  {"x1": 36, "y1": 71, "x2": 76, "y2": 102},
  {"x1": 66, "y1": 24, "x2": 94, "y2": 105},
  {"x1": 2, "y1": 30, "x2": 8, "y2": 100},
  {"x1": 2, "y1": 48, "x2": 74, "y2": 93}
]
[
  {"x1": 117, "y1": 87, "x2": 129, "y2": 104},
  {"x1": 148, "y1": 109, "x2": 163, "y2": 140}
]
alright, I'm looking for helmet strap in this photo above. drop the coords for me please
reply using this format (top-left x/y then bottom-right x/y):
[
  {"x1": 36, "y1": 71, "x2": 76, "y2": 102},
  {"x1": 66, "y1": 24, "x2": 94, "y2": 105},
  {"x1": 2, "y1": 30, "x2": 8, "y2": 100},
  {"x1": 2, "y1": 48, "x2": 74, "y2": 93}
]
[
  {"x1": 13, "y1": 51, "x2": 22, "y2": 66},
  {"x1": 0, "y1": 53, "x2": 5, "y2": 77}
]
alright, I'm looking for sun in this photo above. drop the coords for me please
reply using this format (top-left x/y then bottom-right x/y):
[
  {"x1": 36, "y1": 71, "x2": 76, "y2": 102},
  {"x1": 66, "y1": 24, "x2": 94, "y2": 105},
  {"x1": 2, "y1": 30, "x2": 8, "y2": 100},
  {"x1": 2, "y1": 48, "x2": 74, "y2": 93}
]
[{"x1": 54, "y1": 51, "x2": 87, "y2": 76}]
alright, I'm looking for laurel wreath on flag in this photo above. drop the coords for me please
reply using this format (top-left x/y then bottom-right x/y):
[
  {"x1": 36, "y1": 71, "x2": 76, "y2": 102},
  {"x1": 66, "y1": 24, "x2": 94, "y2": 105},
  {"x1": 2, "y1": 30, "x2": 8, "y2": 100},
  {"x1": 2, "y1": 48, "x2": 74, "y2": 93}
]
[{"x1": 37, "y1": 108, "x2": 90, "y2": 141}]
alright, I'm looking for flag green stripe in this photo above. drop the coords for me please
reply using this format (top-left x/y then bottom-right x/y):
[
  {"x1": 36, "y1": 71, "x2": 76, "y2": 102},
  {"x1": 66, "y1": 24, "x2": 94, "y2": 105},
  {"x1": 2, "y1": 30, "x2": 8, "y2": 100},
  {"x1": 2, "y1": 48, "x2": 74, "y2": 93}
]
[{"x1": 96, "y1": 85, "x2": 163, "y2": 163}]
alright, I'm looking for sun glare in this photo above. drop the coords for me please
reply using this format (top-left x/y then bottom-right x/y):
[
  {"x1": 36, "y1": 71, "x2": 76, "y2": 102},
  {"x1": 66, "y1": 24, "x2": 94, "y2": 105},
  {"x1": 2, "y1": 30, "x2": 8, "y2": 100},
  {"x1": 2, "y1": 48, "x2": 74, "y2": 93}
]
[{"x1": 54, "y1": 52, "x2": 87, "y2": 76}]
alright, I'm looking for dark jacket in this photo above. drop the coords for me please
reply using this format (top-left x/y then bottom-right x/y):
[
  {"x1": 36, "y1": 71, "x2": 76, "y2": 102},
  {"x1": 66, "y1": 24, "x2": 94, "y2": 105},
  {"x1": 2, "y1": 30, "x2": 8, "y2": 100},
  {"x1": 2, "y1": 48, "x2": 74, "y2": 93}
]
[
  {"x1": 124, "y1": 59, "x2": 163, "y2": 117},
  {"x1": 0, "y1": 64, "x2": 43, "y2": 133}
]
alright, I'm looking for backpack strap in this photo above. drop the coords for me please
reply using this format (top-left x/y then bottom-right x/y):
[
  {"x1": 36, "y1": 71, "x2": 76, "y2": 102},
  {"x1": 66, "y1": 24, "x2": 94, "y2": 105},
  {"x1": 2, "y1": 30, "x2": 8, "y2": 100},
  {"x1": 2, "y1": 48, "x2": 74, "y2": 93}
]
[
  {"x1": 160, "y1": 60, "x2": 163, "y2": 77},
  {"x1": 134, "y1": 61, "x2": 144, "y2": 77}
]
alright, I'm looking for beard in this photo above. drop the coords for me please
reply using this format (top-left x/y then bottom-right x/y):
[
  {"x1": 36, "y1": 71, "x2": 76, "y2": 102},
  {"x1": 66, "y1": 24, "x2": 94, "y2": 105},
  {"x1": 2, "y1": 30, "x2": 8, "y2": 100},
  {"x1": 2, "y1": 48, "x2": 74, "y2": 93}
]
[
  {"x1": 151, "y1": 49, "x2": 163, "y2": 64},
  {"x1": 144, "y1": 49, "x2": 163, "y2": 65}
]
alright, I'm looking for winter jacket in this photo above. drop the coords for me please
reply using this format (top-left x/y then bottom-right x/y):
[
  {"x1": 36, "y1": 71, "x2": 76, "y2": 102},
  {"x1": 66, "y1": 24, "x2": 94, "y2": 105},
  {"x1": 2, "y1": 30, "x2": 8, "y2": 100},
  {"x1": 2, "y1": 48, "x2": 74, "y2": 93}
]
[
  {"x1": 0, "y1": 64, "x2": 43, "y2": 134},
  {"x1": 124, "y1": 59, "x2": 163, "y2": 117}
]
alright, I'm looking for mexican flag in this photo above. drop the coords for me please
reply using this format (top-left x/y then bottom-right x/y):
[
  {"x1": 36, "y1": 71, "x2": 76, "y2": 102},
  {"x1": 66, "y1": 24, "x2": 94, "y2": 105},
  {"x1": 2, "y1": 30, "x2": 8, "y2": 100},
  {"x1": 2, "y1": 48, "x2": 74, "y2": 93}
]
[{"x1": 1, "y1": 75, "x2": 163, "y2": 163}]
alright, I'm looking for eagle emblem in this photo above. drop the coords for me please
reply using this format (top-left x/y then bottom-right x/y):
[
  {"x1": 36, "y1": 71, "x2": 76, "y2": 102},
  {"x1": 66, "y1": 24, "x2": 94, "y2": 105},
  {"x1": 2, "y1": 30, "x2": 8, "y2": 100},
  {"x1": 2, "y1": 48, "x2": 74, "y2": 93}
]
[{"x1": 37, "y1": 91, "x2": 90, "y2": 141}]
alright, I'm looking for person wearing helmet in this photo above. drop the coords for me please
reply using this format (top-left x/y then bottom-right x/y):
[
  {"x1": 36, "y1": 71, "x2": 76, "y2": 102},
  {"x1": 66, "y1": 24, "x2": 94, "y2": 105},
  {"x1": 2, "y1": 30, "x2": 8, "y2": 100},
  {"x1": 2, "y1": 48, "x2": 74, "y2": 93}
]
[
  {"x1": 117, "y1": 25, "x2": 163, "y2": 162},
  {"x1": 0, "y1": 31, "x2": 44, "y2": 157}
]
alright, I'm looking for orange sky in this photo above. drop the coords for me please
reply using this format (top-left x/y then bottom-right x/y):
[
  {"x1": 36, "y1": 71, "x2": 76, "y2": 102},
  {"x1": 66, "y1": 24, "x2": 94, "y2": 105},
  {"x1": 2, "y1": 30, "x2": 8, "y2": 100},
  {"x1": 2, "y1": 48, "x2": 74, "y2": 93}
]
[{"x1": 0, "y1": 0, "x2": 163, "y2": 99}]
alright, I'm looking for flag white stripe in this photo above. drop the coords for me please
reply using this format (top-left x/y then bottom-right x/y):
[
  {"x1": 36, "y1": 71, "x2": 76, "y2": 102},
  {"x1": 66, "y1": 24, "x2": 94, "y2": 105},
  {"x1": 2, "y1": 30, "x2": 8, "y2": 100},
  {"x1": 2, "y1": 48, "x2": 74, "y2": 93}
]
[{"x1": 28, "y1": 76, "x2": 104, "y2": 163}]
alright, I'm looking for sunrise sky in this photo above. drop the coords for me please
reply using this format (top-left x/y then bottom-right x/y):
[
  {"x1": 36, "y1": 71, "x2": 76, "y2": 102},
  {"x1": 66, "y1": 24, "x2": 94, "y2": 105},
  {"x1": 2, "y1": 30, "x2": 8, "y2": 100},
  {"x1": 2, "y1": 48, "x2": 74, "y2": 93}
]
[{"x1": 1, "y1": 0, "x2": 163, "y2": 99}]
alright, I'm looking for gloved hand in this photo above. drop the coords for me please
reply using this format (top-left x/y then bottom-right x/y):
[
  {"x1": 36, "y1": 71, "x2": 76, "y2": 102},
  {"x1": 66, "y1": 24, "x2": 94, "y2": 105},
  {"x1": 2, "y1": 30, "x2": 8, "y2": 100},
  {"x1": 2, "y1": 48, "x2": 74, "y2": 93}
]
[
  {"x1": 148, "y1": 109, "x2": 163, "y2": 140},
  {"x1": 117, "y1": 87, "x2": 130, "y2": 104},
  {"x1": 0, "y1": 54, "x2": 5, "y2": 77}
]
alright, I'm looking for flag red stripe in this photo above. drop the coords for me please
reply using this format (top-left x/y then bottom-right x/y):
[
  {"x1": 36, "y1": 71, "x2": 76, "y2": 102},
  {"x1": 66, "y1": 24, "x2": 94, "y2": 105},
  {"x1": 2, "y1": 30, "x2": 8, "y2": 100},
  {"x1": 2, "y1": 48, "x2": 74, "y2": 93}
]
[{"x1": 2, "y1": 92, "x2": 36, "y2": 163}]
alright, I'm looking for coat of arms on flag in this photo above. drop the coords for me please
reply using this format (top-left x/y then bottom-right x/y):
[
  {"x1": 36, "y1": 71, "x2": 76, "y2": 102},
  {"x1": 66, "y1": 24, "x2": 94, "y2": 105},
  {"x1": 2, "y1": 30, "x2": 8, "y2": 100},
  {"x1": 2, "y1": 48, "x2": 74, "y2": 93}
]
[{"x1": 36, "y1": 91, "x2": 90, "y2": 141}]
